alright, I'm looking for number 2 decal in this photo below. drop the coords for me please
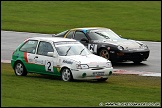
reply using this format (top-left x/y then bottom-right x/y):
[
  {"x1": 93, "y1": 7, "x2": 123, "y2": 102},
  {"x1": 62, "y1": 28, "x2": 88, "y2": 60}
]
[
  {"x1": 47, "y1": 62, "x2": 51, "y2": 71},
  {"x1": 45, "y1": 60, "x2": 54, "y2": 72}
]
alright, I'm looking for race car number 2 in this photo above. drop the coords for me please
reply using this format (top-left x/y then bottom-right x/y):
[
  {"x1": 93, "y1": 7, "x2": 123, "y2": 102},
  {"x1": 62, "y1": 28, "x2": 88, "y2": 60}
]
[{"x1": 45, "y1": 60, "x2": 54, "y2": 72}]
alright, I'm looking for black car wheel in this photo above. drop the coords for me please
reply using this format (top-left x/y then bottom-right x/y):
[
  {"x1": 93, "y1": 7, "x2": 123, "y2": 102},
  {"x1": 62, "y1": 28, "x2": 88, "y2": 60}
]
[
  {"x1": 61, "y1": 68, "x2": 73, "y2": 81},
  {"x1": 14, "y1": 61, "x2": 27, "y2": 76},
  {"x1": 99, "y1": 48, "x2": 110, "y2": 60}
]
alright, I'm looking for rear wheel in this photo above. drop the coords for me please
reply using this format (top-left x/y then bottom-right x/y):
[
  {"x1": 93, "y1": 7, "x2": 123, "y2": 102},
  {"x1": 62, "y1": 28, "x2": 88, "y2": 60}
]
[
  {"x1": 99, "y1": 48, "x2": 110, "y2": 60},
  {"x1": 61, "y1": 68, "x2": 73, "y2": 81},
  {"x1": 14, "y1": 61, "x2": 27, "y2": 76}
]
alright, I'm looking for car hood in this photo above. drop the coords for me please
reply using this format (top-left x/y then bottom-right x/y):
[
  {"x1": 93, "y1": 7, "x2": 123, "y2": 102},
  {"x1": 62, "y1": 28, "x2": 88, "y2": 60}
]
[
  {"x1": 61, "y1": 54, "x2": 110, "y2": 67},
  {"x1": 93, "y1": 39, "x2": 142, "y2": 49}
]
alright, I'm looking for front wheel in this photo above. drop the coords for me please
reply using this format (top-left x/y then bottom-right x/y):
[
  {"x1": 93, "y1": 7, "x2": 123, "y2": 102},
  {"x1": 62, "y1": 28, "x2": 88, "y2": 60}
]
[
  {"x1": 61, "y1": 68, "x2": 73, "y2": 81},
  {"x1": 99, "y1": 48, "x2": 110, "y2": 60},
  {"x1": 14, "y1": 61, "x2": 27, "y2": 76}
]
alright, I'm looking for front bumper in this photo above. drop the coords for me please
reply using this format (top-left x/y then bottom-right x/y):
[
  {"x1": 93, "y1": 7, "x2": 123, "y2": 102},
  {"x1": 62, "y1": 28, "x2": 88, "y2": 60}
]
[
  {"x1": 71, "y1": 67, "x2": 113, "y2": 80},
  {"x1": 110, "y1": 50, "x2": 150, "y2": 62}
]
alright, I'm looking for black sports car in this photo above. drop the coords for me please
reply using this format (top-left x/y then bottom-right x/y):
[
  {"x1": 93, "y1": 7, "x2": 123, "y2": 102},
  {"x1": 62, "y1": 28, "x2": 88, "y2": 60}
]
[{"x1": 53, "y1": 27, "x2": 150, "y2": 63}]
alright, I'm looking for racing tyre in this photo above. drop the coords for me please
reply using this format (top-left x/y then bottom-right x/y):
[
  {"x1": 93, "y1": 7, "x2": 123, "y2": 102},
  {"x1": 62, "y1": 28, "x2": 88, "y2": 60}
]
[
  {"x1": 99, "y1": 48, "x2": 110, "y2": 60},
  {"x1": 61, "y1": 68, "x2": 73, "y2": 81},
  {"x1": 14, "y1": 61, "x2": 27, "y2": 76}
]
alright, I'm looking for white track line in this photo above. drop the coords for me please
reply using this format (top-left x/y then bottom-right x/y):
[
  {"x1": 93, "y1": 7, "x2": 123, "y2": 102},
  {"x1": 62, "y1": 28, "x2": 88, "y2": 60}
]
[{"x1": 113, "y1": 69, "x2": 161, "y2": 77}]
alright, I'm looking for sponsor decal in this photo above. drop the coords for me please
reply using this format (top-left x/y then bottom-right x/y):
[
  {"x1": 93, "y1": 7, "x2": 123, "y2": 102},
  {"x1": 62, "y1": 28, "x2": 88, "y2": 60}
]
[
  {"x1": 28, "y1": 58, "x2": 35, "y2": 63},
  {"x1": 55, "y1": 42, "x2": 79, "y2": 46},
  {"x1": 110, "y1": 51, "x2": 115, "y2": 53},
  {"x1": 62, "y1": 60, "x2": 73, "y2": 64},
  {"x1": 88, "y1": 44, "x2": 97, "y2": 53},
  {"x1": 24, "y1": 52, "x2": 28, "y2": 63},
  {"x1": 35, "y1": 59, "x2": 44, "y2": 65},
  {"x1": 45, "y1": 60, "x2": 53, "y2": 72}
]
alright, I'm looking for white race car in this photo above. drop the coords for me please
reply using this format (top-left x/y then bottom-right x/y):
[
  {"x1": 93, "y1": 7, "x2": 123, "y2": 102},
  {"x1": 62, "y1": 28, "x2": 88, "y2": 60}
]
[{"x1": 11, "y1": 37, "x2": 113, "y2": 81}]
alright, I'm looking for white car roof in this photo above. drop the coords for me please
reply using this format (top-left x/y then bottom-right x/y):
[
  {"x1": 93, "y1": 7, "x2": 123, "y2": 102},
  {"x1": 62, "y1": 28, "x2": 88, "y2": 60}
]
[{"x1": 28, "y1": 37, "x2": 77, "y2": 42}]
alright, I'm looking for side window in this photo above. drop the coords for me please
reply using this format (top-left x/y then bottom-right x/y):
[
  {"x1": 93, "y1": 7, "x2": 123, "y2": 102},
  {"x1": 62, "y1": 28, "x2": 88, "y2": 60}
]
[
  {"x1": 66, "y1": 31, "x2": 74, "y2": 39},
  {"x1": 20, "y1": 40, "x2": 38, "y2": 54},
  {"x1": 74, "y1": 31, "x2": 88, "y2": 40},
  {"x1": 37, "y1": 41, "x2": 54, "y2": 56}
]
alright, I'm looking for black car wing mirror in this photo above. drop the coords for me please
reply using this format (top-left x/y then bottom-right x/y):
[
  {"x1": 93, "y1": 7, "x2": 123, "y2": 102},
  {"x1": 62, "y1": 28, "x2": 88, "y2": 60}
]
[
  {"x1": 52, "y1": 34, "x2": 56, "y2": 37},
  {"x1": 80, "y1": 38, "x2": 89, "y2": 43}
]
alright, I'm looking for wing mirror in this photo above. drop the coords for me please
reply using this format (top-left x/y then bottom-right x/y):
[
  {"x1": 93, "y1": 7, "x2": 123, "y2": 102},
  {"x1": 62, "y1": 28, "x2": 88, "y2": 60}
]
[
  {"x1": 52, "y1": 34, "x2": 56, "y2": 37},
  {"x1": 47, "y1": 52, "x2": 56, "y2": 57},
  {"x1": 80, "y1": 38, "x2": 89, "y2": 43}
]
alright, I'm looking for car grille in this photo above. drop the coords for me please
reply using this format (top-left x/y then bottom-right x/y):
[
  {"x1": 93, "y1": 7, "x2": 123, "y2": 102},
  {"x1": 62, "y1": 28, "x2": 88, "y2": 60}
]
[
  {"x1": 91, "y1": 67, "x2": 104, "y2": 70},
  {"x1": 124, "y1": 51, "x2": 149, "y2": 60}
]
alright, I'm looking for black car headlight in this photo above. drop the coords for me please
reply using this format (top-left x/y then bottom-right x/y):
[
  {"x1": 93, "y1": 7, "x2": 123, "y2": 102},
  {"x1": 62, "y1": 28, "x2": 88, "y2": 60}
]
[
  {"x1": 136, "y1": 41, "x2": 149, "y2": 49},
  {"x1": 140, "y1": 44, "x2": 149, "y2": 49},
  {"x1": 117, "y1": 46, "x2": 124, "y2": 50}
]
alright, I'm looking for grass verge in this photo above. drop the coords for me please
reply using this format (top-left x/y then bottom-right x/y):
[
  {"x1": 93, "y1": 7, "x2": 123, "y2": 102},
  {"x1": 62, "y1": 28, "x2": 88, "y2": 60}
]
[
  {"x1": 1, "y1": 63, "x2": 161, "y2": 107},
  {"x1": 1, "y1": 1, "x2": 161, "y2": 41}
]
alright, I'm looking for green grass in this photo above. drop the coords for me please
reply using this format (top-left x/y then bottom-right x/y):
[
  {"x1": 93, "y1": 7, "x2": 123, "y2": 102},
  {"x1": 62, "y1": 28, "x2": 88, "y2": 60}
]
[
  {"x1": 1, "y1": 63, "x2": 161, "y2": 107},
  {"x1": 1, "y1": 1, "x2": 161, "y2": 41}
]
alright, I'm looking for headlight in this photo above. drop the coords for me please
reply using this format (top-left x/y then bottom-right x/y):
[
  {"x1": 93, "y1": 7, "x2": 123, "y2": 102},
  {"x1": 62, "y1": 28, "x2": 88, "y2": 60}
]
[
  {"x1": 76, "y1": 64, "x2": 89, "y2": 69},
  {"x1": 106, "y1": 62, "x2": 112, "y2": 68},
  {"x1": 136, "y1": 41, "x2": 149, "y2": 49},
  {"x1": 140, "y1": 44, "x2": 148, "y2": 49},
  {"x1": 117, "y1": 46, "x2": 124, "y2": 50}
]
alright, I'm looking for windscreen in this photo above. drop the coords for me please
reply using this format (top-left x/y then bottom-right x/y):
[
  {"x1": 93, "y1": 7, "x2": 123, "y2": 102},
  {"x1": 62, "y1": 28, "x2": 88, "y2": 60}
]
[
  {"x1": 88, "y1": 29, "x2": 122, "y2": 40},
  {"x1": 54, "y1": 41, "x2": 91, "y2": 56}
]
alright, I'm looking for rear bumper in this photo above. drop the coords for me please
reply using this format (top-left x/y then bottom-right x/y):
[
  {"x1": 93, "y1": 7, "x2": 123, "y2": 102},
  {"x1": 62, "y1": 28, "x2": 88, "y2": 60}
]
[{"x1": 11, "y1": 59, "x2": 15, "y2": 69}]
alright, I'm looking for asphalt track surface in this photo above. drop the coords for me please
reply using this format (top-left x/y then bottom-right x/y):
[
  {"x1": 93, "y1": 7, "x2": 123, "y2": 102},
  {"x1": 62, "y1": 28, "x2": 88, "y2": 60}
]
[{"x1": 1, "y1": 30, "x2": 161, "y2": 77}]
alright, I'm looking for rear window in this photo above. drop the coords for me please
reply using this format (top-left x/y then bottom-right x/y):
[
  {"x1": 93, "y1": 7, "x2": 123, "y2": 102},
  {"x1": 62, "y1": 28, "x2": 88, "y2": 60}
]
[{"x1": 19, "y1": 40, "x2": 38, "y2": 54}]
